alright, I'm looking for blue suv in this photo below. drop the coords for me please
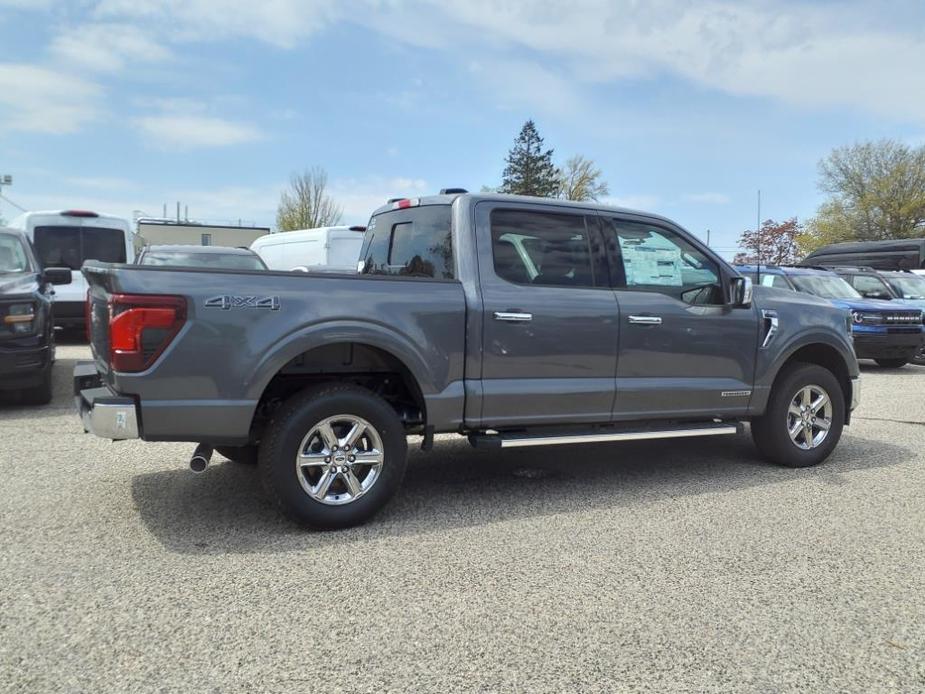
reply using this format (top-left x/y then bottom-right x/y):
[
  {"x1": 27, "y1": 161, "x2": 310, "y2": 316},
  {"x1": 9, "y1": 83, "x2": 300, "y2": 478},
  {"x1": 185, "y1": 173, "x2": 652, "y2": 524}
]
[{"x1": 736, "y1": 265, "x2": 925, "y2": 368}]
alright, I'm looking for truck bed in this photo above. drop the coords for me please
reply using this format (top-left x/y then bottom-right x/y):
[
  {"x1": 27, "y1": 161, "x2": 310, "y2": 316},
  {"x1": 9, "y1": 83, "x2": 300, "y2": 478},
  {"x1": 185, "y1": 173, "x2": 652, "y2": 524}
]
[{"x1": 83, "y1": 262, "x2": 467, "y2": 443}]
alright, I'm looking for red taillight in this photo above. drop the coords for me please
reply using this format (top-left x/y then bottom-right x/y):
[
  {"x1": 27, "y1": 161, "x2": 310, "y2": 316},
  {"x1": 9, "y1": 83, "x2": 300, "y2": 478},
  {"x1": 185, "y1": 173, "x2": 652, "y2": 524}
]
[
  {"x1": 108, "y1": 294, "x2": 186, "y2": 372},
  {"x1": 62, "y1": 209, "x2": 99, "y2": 218},
  {"x1": 85, "y1": 291, "x2": 91, "y2": 342}
]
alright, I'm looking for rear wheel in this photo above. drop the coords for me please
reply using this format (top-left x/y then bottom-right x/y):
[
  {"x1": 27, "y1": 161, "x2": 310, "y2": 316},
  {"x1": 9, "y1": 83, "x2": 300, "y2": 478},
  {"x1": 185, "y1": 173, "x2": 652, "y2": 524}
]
[
  {"x1": 751, "y1": 363, "x2": 844, "y2": 468},
  {"x1": 874, "y1": 358, "x2": 907, "y2": 368},
  {"x1": 259, "y1": 383, "x2": 408, "y2": 529}
]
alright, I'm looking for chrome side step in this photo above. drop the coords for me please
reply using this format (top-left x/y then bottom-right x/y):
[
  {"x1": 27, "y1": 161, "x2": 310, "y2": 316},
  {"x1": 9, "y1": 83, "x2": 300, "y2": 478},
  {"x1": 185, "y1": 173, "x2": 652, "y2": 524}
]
[{"x1": 469, "y1": 422, "x2": 741, "y2": 449}]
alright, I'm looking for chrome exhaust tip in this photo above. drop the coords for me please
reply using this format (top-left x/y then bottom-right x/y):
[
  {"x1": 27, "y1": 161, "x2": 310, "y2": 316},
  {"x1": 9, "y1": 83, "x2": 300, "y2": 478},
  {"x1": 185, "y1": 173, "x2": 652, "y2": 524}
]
[{"x1": 189, "y1": 443, "x2": 213, "y2": 474}]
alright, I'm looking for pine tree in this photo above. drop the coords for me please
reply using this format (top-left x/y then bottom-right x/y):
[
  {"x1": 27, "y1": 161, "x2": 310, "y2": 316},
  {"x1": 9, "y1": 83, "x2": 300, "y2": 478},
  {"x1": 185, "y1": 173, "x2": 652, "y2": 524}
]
[{"x1": 500, "y1": 120, "x2": 560, "y2": 198}]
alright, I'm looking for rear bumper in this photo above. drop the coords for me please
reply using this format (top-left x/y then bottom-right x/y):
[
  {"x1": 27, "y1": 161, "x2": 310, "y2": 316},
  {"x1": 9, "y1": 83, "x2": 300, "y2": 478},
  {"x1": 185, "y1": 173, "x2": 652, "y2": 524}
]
[
  {"x1": 0, "y1": 343, "x2": 51, "y2": 390},
  {"x1": 853, "y1": 332, "x2": 923, "y2": 360},
  {"x1": 74, "y1": 361, "x2": 139, "y2": 440}
]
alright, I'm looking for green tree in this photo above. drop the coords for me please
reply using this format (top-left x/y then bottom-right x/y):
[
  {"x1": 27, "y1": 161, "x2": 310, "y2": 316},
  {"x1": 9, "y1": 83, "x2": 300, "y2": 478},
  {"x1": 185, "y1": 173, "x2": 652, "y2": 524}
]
[
  {"x1": 276, "y1": 167, "x2": 343, "y2": 231},
  {"x1": 803, "y1": 139, "x2": 925, "y2": 249},
  {"x1": 499, "y1": 120, "x2": 560, "y2": 198},
  {"x1": 557, "y1": 154, "x2": 609, "y2": 201}
]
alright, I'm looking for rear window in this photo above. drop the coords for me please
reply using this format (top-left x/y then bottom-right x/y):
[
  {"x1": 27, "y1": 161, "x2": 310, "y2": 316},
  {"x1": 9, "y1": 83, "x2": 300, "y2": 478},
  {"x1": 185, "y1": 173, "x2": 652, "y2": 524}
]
[
  {"x1": 140, "y1": 251, "x2": 267, "y2": 271},
  {"x1": 360, "y1": 205, "x2": 454, "y2": 279},
  {"x1": 33, "y1": 226, "x2": 126, "y2": 270}
]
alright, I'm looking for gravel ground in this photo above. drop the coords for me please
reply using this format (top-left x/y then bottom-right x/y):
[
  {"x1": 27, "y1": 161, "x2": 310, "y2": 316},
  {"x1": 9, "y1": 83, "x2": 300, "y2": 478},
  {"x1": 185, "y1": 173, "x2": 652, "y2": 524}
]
[{"x1": 1, "y1": 343, "x2": 923, "y2": 693}]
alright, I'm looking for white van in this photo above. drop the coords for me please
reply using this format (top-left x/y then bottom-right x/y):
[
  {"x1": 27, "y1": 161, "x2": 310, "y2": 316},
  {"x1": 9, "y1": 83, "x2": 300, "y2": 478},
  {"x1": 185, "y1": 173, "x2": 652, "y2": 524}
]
[
  {"x1": 250, "y1": 226, "x2": 364, "y2": 272},
  {"x1": 9, "y1": 210, "x2": 135, "y2": 328}
]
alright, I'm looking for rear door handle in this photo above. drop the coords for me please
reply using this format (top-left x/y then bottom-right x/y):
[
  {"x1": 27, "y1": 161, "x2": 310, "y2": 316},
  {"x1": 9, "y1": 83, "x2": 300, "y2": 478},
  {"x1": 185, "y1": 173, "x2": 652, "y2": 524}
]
[
  {"x1": 628, "y1": 315, "x2": 662, "y2": 326},
  {"x1": 494, "y1": 311, "x2": 533, "y2": 322}
]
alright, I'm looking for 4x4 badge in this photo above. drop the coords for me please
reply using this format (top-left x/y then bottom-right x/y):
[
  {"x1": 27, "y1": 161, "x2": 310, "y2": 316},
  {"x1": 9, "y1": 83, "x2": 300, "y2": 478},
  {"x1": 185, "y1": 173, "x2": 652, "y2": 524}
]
[{"x1": 205, "y1": 295, "x2": 281, "y2": 311}]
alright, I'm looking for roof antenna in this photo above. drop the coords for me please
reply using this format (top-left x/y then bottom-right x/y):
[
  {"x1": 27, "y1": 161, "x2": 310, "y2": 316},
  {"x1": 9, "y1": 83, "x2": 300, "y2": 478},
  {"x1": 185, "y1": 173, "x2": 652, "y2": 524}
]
[{"x1": 756, "y1": 189, "x2": 761, "y2": 286}]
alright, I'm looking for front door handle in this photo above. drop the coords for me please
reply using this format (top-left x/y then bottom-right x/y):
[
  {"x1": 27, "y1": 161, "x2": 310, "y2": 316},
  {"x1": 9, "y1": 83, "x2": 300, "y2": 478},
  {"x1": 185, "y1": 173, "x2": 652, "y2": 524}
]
[
  {"x1": 494, "y1": 311, "x2": 533, "y2": 322},
  {"x1": 628, "y1": 315, "x2": 662, "y2": 326}
]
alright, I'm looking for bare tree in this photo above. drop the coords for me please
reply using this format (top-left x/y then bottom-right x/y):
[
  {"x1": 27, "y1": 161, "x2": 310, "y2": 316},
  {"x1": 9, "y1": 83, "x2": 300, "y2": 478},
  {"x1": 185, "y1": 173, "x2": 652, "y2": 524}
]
[
  {"x1": 276, "y1": 168, "x2": 343, "y2": 231},
  {"x1": 557, "y1": 155, "x2": 609, "y2": 201}
]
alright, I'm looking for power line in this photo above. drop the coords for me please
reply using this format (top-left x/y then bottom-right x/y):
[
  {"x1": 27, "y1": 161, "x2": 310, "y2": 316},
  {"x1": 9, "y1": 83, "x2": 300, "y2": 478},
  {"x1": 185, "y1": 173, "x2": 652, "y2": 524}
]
[{"x1": 0, "y1": 192, "x2": 27, "y2": 212}]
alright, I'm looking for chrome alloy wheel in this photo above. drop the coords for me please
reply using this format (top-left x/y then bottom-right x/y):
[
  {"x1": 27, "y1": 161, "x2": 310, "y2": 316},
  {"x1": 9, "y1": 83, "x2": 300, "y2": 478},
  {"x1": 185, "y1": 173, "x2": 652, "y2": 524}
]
[
  {"x1": 786, "y1": 384, "x2": 833, "y2": 450},
  {"x1": 295, "y1": 415, "x2": 385, "y2": 506}
]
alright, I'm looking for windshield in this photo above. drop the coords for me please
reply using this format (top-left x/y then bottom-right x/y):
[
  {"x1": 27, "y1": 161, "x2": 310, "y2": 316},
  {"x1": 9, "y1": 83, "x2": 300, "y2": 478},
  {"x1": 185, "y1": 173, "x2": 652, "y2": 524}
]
[
  {"x1": 140, "y1": 251, "x2": 267, "y2": 271},
  {"x1": 791, "y1": 274, "x2": 862, "y2": 299},
  {"x1": 885, "y1": 275, "x2": 925, "y2": 300},
  {"x1": 0, "y1": 233, "x2": 32, "y2": 273},
  {"x1": 33, "y1": 225, "x2": 126, "y2": 270}
]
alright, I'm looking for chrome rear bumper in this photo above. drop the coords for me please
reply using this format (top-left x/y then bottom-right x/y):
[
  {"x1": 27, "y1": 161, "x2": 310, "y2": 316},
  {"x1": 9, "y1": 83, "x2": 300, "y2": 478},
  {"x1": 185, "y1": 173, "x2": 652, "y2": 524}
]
[{"x1": 74, "y1": 361, "x2": 139, "y2": 440}]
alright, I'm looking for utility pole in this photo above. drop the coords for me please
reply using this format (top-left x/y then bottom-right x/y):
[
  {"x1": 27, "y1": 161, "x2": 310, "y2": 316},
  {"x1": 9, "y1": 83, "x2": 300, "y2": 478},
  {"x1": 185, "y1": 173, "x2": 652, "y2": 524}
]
[
  {"x1": 0, "y1": 174, "x2": 12, "y2": 222},
  {"x1": 706, "y1": 228, "x2": 711, "y2": 247}
]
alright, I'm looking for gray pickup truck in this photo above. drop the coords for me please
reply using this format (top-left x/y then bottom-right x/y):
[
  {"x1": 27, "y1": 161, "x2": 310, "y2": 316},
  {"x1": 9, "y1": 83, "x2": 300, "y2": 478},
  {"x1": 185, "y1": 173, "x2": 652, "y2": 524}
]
[{"x1": 75, "y1": 192, "x2": 860, "y2": 528}]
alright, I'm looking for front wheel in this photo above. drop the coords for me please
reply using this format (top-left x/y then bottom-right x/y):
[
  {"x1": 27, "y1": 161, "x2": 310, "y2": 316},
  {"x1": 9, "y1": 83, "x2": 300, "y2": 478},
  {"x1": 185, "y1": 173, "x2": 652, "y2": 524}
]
[
  {"x1": 20, "y1": 366, "x2": 53, "y2": 406},
  {"x1": 874, "y1": 358, "x2": 907, "y2": 368},
  {"x1": 751, "y1": 363, "x2": 845, "y2": 468},
  {"x1": 259, "y1": 383, "x2": 408, "y2": 529}
]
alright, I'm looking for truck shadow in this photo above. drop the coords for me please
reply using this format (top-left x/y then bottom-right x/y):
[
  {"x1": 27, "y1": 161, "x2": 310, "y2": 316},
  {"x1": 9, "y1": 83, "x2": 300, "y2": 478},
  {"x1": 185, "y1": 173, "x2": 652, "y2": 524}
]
[{"x1": 130, "y1": 430, "x2": 915, "y2": 555}]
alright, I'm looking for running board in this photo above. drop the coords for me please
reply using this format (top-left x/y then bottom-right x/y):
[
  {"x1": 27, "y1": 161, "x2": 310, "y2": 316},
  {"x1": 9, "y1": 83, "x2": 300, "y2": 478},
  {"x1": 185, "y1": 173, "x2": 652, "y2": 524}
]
[{"x1": 469, "y1": 422, "x2": 741, "y2": 449}]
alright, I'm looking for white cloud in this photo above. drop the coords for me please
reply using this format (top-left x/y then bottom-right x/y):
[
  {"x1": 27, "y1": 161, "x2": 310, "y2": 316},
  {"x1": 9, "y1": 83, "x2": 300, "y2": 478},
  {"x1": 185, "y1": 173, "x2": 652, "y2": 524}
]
[
  {"x1": 134, "y1": 114, "x2": 264, "y2": 149},
  {"x1": 682, "y1": 192, "x2": 730, "y2": 205},
  {"x1": 50, "y1": 22, "x2": 172, "y2": 73},
  {"x1": 369, "y1": 1, "x2": 925, "y2": 123},
  {"x1": 93, "y1": 0, "x2": 343, "y2": 48},
  {"x1": 0, "y1": 63, "x2": 101, "y2": 133},
  {"x1": 16, "y1": 1, "x2": 925, "y2": 125}
]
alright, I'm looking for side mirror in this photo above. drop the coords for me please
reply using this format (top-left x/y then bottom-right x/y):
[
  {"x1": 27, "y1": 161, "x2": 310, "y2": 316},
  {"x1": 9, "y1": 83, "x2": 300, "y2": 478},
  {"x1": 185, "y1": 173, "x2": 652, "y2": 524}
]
[
  {"x1": 43, "y1": 267, "x2": 72, "y2": 285},
  {"x1": 730, "y1": 275, "x2": 752, "y2": 307}
]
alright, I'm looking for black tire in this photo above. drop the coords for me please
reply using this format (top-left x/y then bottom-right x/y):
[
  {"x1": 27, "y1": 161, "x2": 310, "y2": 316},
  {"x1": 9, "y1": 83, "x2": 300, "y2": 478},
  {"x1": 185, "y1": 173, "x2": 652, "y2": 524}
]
[
  {"x1": 259, "y1": 383, "x2": 408, "y2": 529},
  {"x1": 751, "y1": 362, "x2": 845, "y2": 468},
  {"x1": 216, "y1": 445, "x2": 259, "y2": 465},
  {"x1": 20, "y1": 366, "x2": 53, "y2": 406},
  {"x1": 874, "y1": 358, "x2": 907, "y2": 368}
]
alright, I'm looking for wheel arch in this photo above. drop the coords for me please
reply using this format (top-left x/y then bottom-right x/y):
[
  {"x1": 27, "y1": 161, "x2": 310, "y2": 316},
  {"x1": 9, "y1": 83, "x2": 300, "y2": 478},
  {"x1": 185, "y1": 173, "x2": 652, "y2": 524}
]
[
  {"x1": 766, "y1": 339, "x2": 855, "y2": 423},
  {"x1": 246, "y1": 322, "x2": 432, "y2": 432}
]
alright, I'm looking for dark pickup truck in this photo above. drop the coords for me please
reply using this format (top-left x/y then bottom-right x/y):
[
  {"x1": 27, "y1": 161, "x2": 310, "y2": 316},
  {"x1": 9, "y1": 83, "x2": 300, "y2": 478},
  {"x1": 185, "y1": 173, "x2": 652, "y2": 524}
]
[
  {"x1": 75, "y1": 193, "x2": 860, "y2": 528},
  {"x1": 1, "y1": 227, "x2": 71, "y2": 404}
]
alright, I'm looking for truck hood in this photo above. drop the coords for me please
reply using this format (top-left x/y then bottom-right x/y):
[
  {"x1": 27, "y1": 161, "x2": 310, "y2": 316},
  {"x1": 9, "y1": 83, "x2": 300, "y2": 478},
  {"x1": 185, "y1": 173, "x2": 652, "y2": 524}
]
[
  {"x1": 895, "y1": 297, "x2": 925, "y2": 311},
  {"x1": 828, "y1": 297, "x2": 902, "y2": 312},
  {"x1": 0, "y1": 272, "x2": 40, "y2": 298}
]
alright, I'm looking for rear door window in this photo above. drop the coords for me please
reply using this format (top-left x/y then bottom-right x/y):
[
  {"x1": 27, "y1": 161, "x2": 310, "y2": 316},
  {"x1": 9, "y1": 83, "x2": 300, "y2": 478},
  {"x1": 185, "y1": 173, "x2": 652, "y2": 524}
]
[
  {"x1": 360, "y1": 205, "x2": 454, "y2": 279},
  {"x1": 34, "y1": 226, "x2": 126, "y2": 270},
  {"x1": 490, "y1": 209, "x2": 597, "y2": 288}
]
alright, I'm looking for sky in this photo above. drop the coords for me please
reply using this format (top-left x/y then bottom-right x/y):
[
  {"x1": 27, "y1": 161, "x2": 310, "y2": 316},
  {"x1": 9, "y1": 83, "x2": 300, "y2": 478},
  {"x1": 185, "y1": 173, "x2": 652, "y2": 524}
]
[{"x1": 1, "y1": 1, "x2": 924, "y2": 257}]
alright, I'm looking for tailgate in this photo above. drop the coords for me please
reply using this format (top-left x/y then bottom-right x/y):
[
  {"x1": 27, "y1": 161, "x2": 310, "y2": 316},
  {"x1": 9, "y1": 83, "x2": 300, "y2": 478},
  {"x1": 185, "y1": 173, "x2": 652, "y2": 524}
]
[{"x1": 83, "y1": 263, "x2": 117, "y2": 378}]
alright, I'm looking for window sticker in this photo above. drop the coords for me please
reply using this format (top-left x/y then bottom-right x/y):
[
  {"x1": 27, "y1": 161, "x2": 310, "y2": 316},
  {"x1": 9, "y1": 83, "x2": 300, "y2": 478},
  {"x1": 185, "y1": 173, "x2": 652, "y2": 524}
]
[{"x1": 619, "y1": 239, "x2": 683, "y2": 286}]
